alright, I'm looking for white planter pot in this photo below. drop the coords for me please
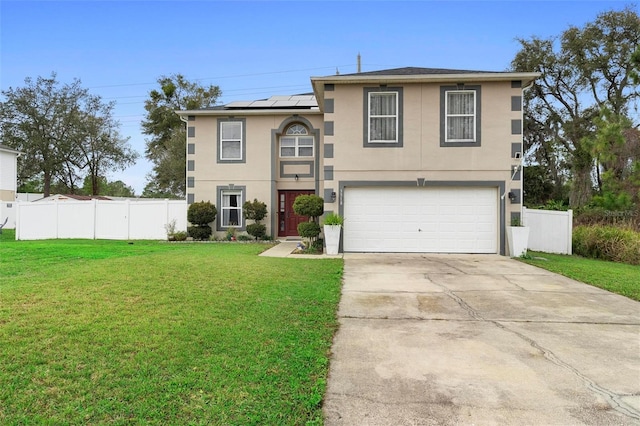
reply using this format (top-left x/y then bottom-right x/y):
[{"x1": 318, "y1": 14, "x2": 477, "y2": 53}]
[
  {"x1": 506, "y1": 226, "x2": 530, "y2": 257},
  {"x1": 324, "y1": 225, "x2": 342, "y2": 255}
]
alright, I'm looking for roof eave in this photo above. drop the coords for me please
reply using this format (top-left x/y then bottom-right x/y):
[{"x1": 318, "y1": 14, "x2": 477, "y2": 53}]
[
  {"x1": 175, "y1": 108, "x2": 323, "y2": 116},
  {"x1": 311, "y1": 72, "x2": 541, "y2": 101}
]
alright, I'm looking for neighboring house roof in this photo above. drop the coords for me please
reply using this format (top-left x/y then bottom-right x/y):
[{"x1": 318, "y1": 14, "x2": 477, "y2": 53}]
[{"x1": 36, "y1": 194, "x2": 112, "y2": 202}]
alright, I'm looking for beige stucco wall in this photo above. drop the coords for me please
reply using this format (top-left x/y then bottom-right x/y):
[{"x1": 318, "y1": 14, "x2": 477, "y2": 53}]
[
  {"x1": 322, "y1": 80, "x2": 523, "y2": 225},
  {"x1": 188, "y1": 112, "x2": 324, "y2": 237},
  {"x1": 0, "y1": 189, "x2": 15, "y2": 202}
]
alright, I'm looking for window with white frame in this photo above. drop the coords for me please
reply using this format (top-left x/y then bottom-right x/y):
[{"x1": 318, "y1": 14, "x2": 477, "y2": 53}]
[
  {"x1": 368, "y1": 92, "x2": 398, "y2": 143},
  {"x1": 445, "y1": 90, "x2": 476, "y2": 142},
  {"x1": 280, "y1": 124, "x2": 314, "y2": 157},
  {"x1": 221, "y1": 190, "x2": 242, "y2": 227},
  {"x1": 220, "y1": 121, "x2": 243, "y2": 160}
]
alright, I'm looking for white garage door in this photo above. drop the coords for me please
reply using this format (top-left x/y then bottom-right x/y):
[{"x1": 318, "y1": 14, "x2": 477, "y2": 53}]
[{"x1": 343, "y1": 186, "x2": 498, "y2": 253}]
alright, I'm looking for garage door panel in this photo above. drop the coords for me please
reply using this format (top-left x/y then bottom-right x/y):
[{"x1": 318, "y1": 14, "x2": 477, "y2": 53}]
[{"x1": 343, "y1": 187, "x2": 498, "y2": 253}]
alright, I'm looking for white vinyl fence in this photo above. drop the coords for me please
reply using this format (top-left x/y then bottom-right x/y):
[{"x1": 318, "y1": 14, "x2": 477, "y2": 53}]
[
  {"x1": 16, "y1": 199, "x2": 187, "y2": 240},
  {"x1": 1, "y1": 201, "x2": 17, "y2": 229},
  {"x1": 523, "y1": 207, "x2": 573, "y2": 255}
]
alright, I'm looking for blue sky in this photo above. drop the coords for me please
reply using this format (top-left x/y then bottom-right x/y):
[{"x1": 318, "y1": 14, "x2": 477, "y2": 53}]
[{"x1": 0, "y1": 0, "x2": 630, "y2": 195}]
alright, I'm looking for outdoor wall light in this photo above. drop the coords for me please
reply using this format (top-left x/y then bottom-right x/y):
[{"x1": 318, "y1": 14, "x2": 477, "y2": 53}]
[
  {"x1": 331, "y1": 191, "x2": 336, "y2": 202},
  {"x1": 508, "y1": 191, "x2": 517, "y2": 202},
  {"x1": 295, "y1": 174, "x2": 299, "y2": 181}
]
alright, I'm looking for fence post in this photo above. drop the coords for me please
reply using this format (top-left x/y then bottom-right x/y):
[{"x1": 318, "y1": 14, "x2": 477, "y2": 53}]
[
  {"x1": 92, "y1": 199, "x2": 97, "y2": 240},
  {"x1": 15, "y1": 201, "x2": 20, "y2": 240},
  {"x1": 567, "y1": 209, "x2": 573, "y2": 255}
]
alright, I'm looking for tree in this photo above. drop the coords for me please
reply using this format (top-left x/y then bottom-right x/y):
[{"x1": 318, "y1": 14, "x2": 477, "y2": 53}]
[
  {"x1": 74, "y1": 95, "x2": 137, "y2": 195},
  {"x1": 512, "y1": 7, "x2": 640, "y2": 207},
  {"x1": 0, "y1": 73, "x2": 138, "y2": 197},
  {"x1": 142, "y1": 74, "x2": 221, "y2": 198}
]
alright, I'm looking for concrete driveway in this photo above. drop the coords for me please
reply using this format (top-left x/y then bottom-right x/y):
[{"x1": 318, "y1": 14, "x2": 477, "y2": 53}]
[{"x1": 323, "y1": 254, "x2": 640, "y2": 425}]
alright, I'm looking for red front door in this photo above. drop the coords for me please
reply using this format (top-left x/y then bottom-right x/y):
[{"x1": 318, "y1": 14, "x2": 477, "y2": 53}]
[{"x1": 278, "y1": 190, "x2": 314, "y2": 237}]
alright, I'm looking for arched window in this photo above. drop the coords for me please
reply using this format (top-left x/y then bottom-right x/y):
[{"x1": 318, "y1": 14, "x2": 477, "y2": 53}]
[{"x1": 280, "y1": 124, "x2": 314, "y2": 157}]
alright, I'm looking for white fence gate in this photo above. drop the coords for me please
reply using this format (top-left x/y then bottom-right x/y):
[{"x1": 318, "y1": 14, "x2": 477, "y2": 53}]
[
  {"x1": 16, "y1": 199, "x2": 187, "y2": 240},
  {"x1": 523, "y1": 207, "x2": 573, "y2": 255}
]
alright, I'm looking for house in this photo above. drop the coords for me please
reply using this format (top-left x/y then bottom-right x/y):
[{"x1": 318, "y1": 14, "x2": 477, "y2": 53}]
[
  {"x1": 0, "y1": 144, "x2": 20, "y2": 229},
  {"x1": 176, "y1": 67, "x2": 539, "y2": 254}
]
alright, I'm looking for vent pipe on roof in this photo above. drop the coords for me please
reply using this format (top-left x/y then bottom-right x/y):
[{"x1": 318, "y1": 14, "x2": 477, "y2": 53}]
[{"x1": 357, "y1": 53, "x2": 361, "y2": 73}]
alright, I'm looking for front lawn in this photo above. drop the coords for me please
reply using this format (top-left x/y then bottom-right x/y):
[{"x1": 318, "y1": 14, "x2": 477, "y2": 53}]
[
  {"x1": 0, "y1": 236, "x2": 343, "y2": 425},
  {"x1": 521, "y1": 251, "x2": 640, "y2": 301}
]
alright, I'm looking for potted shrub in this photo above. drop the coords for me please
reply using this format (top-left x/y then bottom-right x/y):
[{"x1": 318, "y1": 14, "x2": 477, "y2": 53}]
[
  {"x1": 506, "y1": 215, "x2": 530, "y2": 257},
  {"x1": 323, "y1": 213, "x2": 344, "y2": 255}
]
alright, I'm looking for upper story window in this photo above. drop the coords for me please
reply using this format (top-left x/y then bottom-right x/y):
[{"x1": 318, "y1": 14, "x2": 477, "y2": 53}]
[
  {"x1": 369, "y1": 92, "x2": 397, "y2": 142},
  {"x1": 280, "y1": 124, "x2": 314, "y2": 157},
  {"x1": 440, "y1": 85, "x2": 481, "y2": 147},
  {"x1": 217, "y1": 118, "x2": 246, "y2": 163},
  {"x1": 363, "y1": 87, "x2": 403, "y2": 148}
]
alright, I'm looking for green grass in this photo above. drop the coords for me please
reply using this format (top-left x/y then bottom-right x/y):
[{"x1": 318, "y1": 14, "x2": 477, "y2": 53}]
[
  {"x1": 0, "y1": 232, "x2": 343, "y2": 425},
  {"x1": 521, "y1": 251, "x2": 640, "y2": 301}
]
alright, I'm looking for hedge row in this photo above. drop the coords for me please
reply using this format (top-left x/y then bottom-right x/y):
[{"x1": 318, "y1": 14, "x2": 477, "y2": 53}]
[{"x1": 573, "y1": 225, "x2": 640, "y2": 265}]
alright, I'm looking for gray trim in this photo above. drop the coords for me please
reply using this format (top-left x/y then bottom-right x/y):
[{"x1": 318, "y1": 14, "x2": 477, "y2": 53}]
[
  {"x1": 324, "y1": 143, "x2": 334, "y2": 159},
  {"x1": 216, "y1": 185, "x2": 246, "y2": 231},
  {"x1": 324, "y1": 188, "x2": 335, "y2": 203},
  {"x1": 337, "y1": 180, "x2": 506, "y2": 255},
  {"x1": 510, "y1": 189, "x2": 521, "y2": 204},
  {"x1": 187, "y1": 126, "x2": 195, "y2": 137},
  {"x1": 363, "y1": 86, "x2": 404, "y2": 148},
  {"x1": 217, "y1": 118, "x2": 247, "y2": 164},
  {"x1": 324, "y1": 121, "x2": 334, "y2": 136},
  {"x1": 324, "y1": 84, "x2": 334, "y2": 91},
  {"x1": 324, "y1": 99, "x2": 334, "y2": 113},
  {"x1": 280, "y1": 160, "x2": 314, "y2": 178},
  {"x1": 513, "y1": 168, "x2": 521, "y2": 181},
  {"x1": 440, "y1": 85, "x2": 482, "y2": 147},
  {"x1": 324, "y1": 165, "x2": 334, "y2": 181},
  {"x1": 187, "y1": 115, "x2": 195, "y2": 121},
  {"x1": 272, "y1": 116, "x2": 320, "y2": 194},
  {"x1": 511, "y1": 119, "x2": 522, "y2": 135},
  {"x1": 511, "y1": 142, "x2": 521, "y2": 158},
  {"x1": 187, "y1": 177, "x2": 195, "y2": 188},
  {"x1": 187, "y1": 193, "x2": 195, "y2": 204},
  {"x1": 511, "y1": 96, "x2": 522, "y2": 112},
  {"x1": 187, "y1": 160, "x2": 195, "y2": 172},
  {"x1": 187, "y1": 143, "x2": 195, "y2": 155},
  {"x1": 511, "y1": 80, "x2": 522, "y2": 88}
]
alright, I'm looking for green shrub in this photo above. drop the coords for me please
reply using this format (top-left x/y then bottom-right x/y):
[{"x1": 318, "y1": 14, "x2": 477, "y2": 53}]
[
  {"x1": 573, "y1": 225, "x2": 640, "y2": 265},
  {"x1": 236, "y1": 234, "x2": 253, "y2": 241},
  {"x1": 243, "y1": 199, "x2": 268, "y2": 222},
  {"x1": 188, "y1": 225, "x2": 212, "y2": 241},
  {"x1": 323, "y1": 213, "x2": 344, "y2": 226},
  {"x1": 245, "y1": 223, "x2": 267, "y2": 240},
  {"x1": 187, "y1": 201, "x2": 217, "y2": 226},
  {"x1": 297, "y1": 221, "x2": 321, "y2": 240},
  {"x1": 293, "y1": 194, "x2": 324, "y2": 218},
  {"x1": 172, "y1": 231, "x2": 188, "y2": 241}
]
